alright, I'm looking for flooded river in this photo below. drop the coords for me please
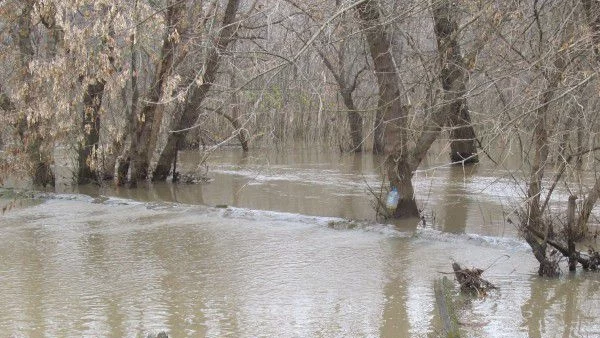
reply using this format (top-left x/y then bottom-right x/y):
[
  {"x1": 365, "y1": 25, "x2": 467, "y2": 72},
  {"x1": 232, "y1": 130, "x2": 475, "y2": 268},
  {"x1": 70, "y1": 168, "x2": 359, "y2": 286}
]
[{"x1": 1, "y1": 148, "x2": 599, "y2": 337}]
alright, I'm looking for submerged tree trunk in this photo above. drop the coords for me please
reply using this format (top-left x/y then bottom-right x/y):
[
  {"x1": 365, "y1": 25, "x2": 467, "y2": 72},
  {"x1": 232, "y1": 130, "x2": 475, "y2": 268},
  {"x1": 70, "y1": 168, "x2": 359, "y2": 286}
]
[
  {"x1": 344, "y1": 92, "x2": 364, "y2": 153},
  {"x1": 153, "y1": 0, "x2": 241, "y2": 181},
  {"x1": 432, "y1": 0, "x2": 478, "y2": 165},
  {"x1": 357, "y1": 0, "x2": 419, "y2": 217},
  {"x1": 124, "y1": 0, "x2": 186, "y2": 187},
  {"x1": 567, "y1": 195, "x2": 578, "y2": 271}
]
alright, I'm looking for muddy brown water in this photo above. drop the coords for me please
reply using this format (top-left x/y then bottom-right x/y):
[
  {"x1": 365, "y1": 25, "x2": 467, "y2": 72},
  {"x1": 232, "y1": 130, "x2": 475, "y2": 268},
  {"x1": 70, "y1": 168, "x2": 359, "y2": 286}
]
[{"x1": 1, "y1": 147, "x2": 599, "y2": 337}]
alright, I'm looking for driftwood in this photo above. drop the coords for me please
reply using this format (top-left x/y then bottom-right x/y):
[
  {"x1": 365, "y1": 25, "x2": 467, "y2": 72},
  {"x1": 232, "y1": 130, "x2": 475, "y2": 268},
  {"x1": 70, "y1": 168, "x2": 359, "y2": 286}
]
[{"x1": 452, "y1": 263, "x2": 496, "y2": 295}]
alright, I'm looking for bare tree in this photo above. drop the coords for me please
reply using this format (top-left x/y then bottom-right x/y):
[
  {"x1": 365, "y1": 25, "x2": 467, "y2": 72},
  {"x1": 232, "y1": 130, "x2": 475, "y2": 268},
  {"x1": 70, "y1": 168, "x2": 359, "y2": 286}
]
[{"x1": 432, "y1": 0, "x2": 478, "y2": 164}]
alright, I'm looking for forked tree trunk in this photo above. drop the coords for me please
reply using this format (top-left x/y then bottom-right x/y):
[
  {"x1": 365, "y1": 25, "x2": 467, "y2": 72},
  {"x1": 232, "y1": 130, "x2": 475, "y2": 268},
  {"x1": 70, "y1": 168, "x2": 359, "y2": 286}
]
[
  {"x1": 124, "y1": 0, "x2": 186, "y2": 187},
  {"x1": 432, "y1": 0, "x2": 478, "y2": 165},
  {"x1": 153, "y1": 0, "x2": 241, "y2": 181},
  {"x1": 313, "y1": 30, "x2": 364, "y2": 152}
]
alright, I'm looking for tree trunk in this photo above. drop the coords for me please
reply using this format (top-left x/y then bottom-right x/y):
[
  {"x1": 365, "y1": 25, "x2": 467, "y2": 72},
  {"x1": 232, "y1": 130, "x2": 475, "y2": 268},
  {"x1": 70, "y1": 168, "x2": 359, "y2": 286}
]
[
  {"x1": 524, "y1": 232, "x2": 559, "y2": 277},
  {"x1": 567, "y1": 195, "x2": 577, "y2": 271},
  {"x1": 356, "y1": 1, "x2": 400, "y2": 155},
  {"x1": 314, "y1": 37, "x2": 363, "y2": 152},
  {"x1": 432, "y1": 0, "x2": 478, "y2": 165},
  {"x1": 126, "y1": 0, "x2": 186, "y2": 187},
  {"x1": 344, "y1": 93, "x2": 363, "y2": 153},
  {"x1": 523, "y1": 59, "x2": 564, "y2": 275},
  {"x1": 153, "y1": 0, "x2": 241, "y2": 181},
  {"x1": 386, "y1": 156, "x2": 419, "y2": 218},
  {"x1": 357, "y1": 0, "x2": 419, "y2": 217},
  {"x1": 230, "y1": 70, "x2": 249, "y2": 152},
  {"x1": 77, "y1": 80, "x2": 105, "y2": 184},
  {"x1": 372, "y1": 111, "x2": 385, "y2": 154},
  {"x1": 576, "y1": 175, "x2": 600, "y2": 237}
]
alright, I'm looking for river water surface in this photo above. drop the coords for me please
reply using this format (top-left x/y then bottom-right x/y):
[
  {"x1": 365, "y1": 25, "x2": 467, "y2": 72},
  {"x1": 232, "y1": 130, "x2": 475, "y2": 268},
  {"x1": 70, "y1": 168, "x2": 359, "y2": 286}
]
[{"x1": 1, "y1": 148, "x2": 599, "y2": 337}]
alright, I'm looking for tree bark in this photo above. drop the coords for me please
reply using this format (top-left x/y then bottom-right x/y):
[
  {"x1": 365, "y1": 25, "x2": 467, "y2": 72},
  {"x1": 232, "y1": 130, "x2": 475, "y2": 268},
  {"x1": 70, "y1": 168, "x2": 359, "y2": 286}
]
[
  {"x1": 356, "y1": 0, "x2": 401, "y2": 155},
  {"x1": 356, "y1": 0, "x2": 419, "y2": 217},
  {"x1": 153, "y1": 0, "x2": 241, "y2": 181},
  {"x1": 576, "y1": 175, "x2": 600, "y2": 237},
  {"x1": 432, "y1": 0, "x2": 478, "y2": 165},
  {"x1": 125, "y1": 0, "x2": 186, "y2": 187}
]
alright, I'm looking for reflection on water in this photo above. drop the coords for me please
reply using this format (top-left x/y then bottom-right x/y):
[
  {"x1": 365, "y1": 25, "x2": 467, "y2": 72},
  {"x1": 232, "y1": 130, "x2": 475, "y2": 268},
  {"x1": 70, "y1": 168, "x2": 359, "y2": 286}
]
[{"x1": 2, "y1": 147, "x2": 600, "y2": 337}]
